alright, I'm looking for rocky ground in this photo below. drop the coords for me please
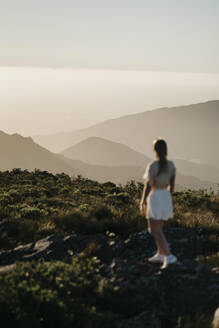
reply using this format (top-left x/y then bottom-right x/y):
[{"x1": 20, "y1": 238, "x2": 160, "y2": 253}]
[{"x1": 0, "y1": 227, "x2": 218, "y2": 327}]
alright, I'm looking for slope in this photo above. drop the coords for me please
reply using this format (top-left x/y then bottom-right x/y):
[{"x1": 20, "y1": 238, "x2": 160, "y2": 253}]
[{"x1": 33, "y1": 100, "x2": 219, "y2": 169}]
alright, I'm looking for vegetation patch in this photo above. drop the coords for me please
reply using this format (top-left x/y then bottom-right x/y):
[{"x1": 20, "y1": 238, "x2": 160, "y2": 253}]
[{"x1": 0, "y1": 170, "x2": 218, "y2": 327}]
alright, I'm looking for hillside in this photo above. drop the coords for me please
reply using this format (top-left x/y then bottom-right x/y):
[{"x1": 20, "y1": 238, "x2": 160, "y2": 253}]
[
  {"x1": 173, "y1": 158, "x2": 219, "y2": 184},
  {"x1": 0, "y1": 170, "x2": 218, "y2": 327},
  {"x1": 34, "y1": 100, "x2": 219, "y2": 168},
  {"x1": 62, "y1": 136, "x2": 151, "y2": 167},
  {"x1": 0, "y1": 131, "x2": 216, "y2": 190},
  {"x1": 0, "y1": 131, "x2": 150, "y2": 185},
  {"x1": 0, "y1": 131, "x2": 76, "y2": 175},
  {"x1": 62, "y1": 136, "x2": 219, "y2": 184},
  {"x1": 0, "y1": 131, "x2": 143, "y2": 184}
]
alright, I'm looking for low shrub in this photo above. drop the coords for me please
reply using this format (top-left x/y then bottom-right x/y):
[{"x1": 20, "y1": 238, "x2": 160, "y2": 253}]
[
  {"x1": 20, "y1": 206, "x2": 44, "y2": 219},
  {"x1": 0, "y1": 254, "x2": 108, "y2": 327}
]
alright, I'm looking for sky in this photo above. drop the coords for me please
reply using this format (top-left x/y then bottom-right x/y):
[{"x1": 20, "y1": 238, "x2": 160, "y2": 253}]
[
  {"x1": 0, "y1": 1, "x2": 218, "y2": 136},
  {"x1": 1, "y1": 0, "x2": 219, "y2": 72}
]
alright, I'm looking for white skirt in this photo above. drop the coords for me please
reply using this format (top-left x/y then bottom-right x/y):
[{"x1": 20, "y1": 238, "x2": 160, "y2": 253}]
[{"x1": 146, "y1": 189, "x2": 173, "y2": 221}]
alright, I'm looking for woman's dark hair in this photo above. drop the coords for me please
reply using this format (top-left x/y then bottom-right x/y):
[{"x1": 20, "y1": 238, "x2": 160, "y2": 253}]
[{"x1": 153, "y1": 138, "x2": 168, "y2": 176}]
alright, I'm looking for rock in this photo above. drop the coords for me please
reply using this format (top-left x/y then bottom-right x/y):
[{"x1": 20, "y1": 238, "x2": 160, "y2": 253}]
[
  {"x1": 0, "y1": 233, "x2": 113, "y2": 265},
  {"x1": 0, "y1": 263, "x2": 16, "y2": 273}
]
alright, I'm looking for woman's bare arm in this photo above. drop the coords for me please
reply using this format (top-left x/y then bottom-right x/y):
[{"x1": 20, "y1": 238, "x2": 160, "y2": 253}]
[{"x1": 140, "y1": 181, "x2": 151, "y2": 211}]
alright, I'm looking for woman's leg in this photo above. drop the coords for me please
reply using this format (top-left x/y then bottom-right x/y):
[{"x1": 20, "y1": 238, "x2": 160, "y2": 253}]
[{"x1": 147, "y1": 219, "x2": 170, "y2": 256}]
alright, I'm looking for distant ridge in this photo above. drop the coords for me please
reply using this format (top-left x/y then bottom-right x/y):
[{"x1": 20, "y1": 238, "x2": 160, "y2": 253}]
[
  {"x1": 0, "y1": 130, "x2": 217, "y2": 190},
  {"x1": 62, "y1": 136, "x2": 151, "y2": 167},
  {"x1": 0, "y1": 130, "x2": 76, "y2": 175},
  {"x1": 62, "y1": 136, "x2": 219, "y2": 184},
  {"x1": 0, "y1": 131, "x2": 147, "y2": 185},
  {"x1": 33, "y1": 100, "x2": 219, "y2": 168},
  {"x1": 63, "y1": 157, "x2": 217, "y2": 191}
]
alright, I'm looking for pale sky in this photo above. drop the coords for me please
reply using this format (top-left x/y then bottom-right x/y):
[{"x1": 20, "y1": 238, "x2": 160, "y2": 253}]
[
  {"x1": 0, "y1": 0, "x2": 219, "y2": 72},
  {"x1": 0, "y1": 1, "x2": 218, "y2": 136}
]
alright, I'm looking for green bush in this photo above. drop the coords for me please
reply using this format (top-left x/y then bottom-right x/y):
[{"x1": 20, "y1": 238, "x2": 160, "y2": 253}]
[
  {"x1": 0, "y1": 192, "x2": 13, "y2": 206},
  {"x1": 106, "y1": 192, "x2": 131, "y2": 205},
  {"x1": 0, "y1": 254, "x2": 108, "y2": 327},
  {"x1": 20, "y1": 206, "x2": 44, "y2": 219}
]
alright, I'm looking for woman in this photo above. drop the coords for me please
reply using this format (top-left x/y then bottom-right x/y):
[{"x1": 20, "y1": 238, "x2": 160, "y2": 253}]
[{"x1": 140, "y1": 138, "x2": 177, "y2": 269}]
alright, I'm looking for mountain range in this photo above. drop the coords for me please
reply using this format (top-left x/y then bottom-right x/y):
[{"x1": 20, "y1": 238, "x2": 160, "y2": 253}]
[
  {"x1": 0, "y1": 131, "x2": 146, "y2": 185},
  {"x1": 62, "y1": 136, "x2": 151, "y2": 167},
  {"x1": 1, "y1": 100, "x2": 218, "y2": 190},
  {"x1": 0, "y1": 130, "x2": 216, "y2": 191},
  {"x1": 61, "y1": 136, "x2": 219, "y2": 184},
  {"x1": 34, "y1": 100, "x2": 219, "y2": 168},
  {"x1": 0, "y1": 131, "x2": 76, "y2": 176}
]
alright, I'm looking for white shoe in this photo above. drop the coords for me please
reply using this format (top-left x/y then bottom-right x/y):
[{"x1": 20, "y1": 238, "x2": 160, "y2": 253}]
[
  {"x1": 161, "y1": 254, "x2": 177, "y2": 269},
  {"x1": 148, "y1": 253, "x2": 165, "y2": 263}
]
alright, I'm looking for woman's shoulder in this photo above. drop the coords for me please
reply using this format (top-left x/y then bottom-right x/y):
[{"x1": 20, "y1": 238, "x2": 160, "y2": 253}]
[
  {"x1": 143, "y1": 161, "x2": 158, "y2": 180},
  {"x1": 144, "y1": 160, "x2": 156, "y2": 176},
  {"x1": 167, "y1": 160, "x2": 176, "y2": 173},
  {"x1": 146, "y1": 160, "x2": 158, "y2": 170},
  {"x1": 167, "y1": 159, "x2": 175, "y2": 166}
]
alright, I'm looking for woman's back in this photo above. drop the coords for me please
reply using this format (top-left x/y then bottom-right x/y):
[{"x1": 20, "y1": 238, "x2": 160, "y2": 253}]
[{"x1": 144, "y1": 160, "x2": 176, "y2": 188}]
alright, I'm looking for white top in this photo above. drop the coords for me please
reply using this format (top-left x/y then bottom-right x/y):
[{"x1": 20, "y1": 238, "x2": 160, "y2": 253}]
[{"x1": 143, "y1": 160, "x2": 176, "y2": 188}]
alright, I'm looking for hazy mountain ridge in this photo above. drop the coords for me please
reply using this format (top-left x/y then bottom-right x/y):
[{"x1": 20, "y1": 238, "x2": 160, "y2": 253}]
[
  {"x1": 0, "y1": 131, "x2": 145, "y2": 185},
  {"x1": 0, "y1": 130, "x2": 217, "y2": 190},
  {"x1": 62, "y1": 136, "x2": 151, "y2": 167},
  {"x1": 0, "y1": 130, "x2": 76, "y2": 175},
  {"x1": 61, "y1": 136, "x2": 219, "y2": 184},
  {"x1": 34, "y1": 100, "x2": 219, "y2": 168},
  {"x1": 64, "y1": 157, "x2": 217, "y2": 191}
]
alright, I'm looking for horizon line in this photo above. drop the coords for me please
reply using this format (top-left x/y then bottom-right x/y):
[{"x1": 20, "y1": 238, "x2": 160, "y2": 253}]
[{"x1": 1, "y1": 65, "x2": 219, "y2": 76}]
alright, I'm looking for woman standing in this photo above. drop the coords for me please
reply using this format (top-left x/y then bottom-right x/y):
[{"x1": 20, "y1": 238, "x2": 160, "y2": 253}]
[{"x1": 140, "y1": 139, "x2": 177, "y2": 269}]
